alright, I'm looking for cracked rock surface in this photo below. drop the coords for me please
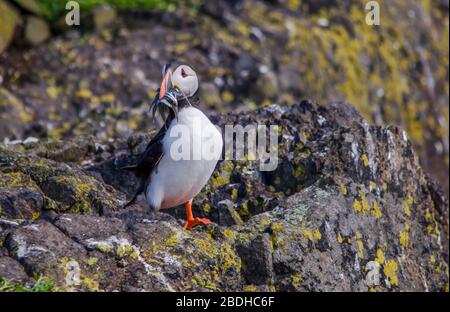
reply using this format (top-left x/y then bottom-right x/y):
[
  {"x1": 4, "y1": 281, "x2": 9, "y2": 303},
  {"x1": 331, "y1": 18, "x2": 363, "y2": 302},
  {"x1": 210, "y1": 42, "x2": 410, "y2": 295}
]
[{"x1": 0, "y1": 101, "x2": 448, "y2": 291}]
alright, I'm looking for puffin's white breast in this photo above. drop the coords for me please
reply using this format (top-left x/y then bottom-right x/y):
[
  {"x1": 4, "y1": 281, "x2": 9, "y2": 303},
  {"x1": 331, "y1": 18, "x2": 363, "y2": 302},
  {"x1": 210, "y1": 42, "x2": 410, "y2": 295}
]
[{"x1": 146, "y1": 107, "x2": 223, "y2": 209}]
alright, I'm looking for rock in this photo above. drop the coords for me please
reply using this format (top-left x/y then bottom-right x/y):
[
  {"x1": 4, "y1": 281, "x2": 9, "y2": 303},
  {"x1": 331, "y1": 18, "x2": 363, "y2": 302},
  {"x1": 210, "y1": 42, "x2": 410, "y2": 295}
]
[
  {"x1": 24, "y1": 16, "x2": 50, "y2": 45},
  {"x1": 93, "y1": 5, "x2": 117, "y2": 31},
  {"x1": 4, "y1": 220, "x2": 87, "y2": 280},
  {"x1": 0, "y1": 0, "x2": 447, "y2": 292},
  {"x1": 200, "y1": 82, "x2": 222, "y2": 108},
  {"x1": 53, "y1": 214, "x2": 129, "y2": 246},
  {"x1": 0, "y1": 101, "x2": 447, "y2": 291},
  {"x1": 0, "y1": 0, "x2": 20, "y2": 54},
  {"x1": 0, "y1": 0, "x2": 448, "y2": 194},
  {"x1": 23, "y1": 137, "x2": 39, "y2": 145},
  {"x1": 13, "y1": 0, "x2": 42, "y2": 16},
  {"x1": 0, "y1": 256, "x2": 29, "y2": 283},
  {"x1": 0, "y1": 144, "x2": 124, "y2": 216},
  {"x1": 39, "y1": 174, "x2": 119, "y2": 214},
  {"x1": 127, "y1": 132, "x2": 153, "y2": 155},
  {"x1": 0, "y1": 171, "x2": 44, "y2": 219},
  {"x1": 27, "y1": 136, "x2": 96, "y2": 163},
  {"x1": 253, "y1": 68, "x2": 279, "y2": 101},
  {"x1": 236, "y1": 234, "x2": 274, "y2": 285},
  {"x1": 211, "y1": 199, "x2": 243, "y2": 226},
  {"x1": 0, "y1": 87, "x2": 32, "y2": 140}
]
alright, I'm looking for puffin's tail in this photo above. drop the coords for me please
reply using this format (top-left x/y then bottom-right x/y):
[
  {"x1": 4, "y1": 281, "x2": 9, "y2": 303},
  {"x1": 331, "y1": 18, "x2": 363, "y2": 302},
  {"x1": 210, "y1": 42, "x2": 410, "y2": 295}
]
[
  {"x1": 123, "y1": 192, "x2": 139, "y2": 209},
  {"x1": 120, "y1": 164, "x2": 138, "y2": 171},
  {"x1": 122, "y1": 179, "x2": 146, "y2": 209}
]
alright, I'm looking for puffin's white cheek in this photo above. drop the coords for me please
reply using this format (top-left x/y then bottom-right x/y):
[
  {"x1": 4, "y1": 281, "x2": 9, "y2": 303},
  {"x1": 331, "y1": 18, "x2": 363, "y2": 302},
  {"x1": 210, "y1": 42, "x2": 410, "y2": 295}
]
[
  {"x1": 180, "y1": 79, "x2": 197, "y2": 97},
  {"x1": 188, "y1": 78, "x2": 198, "y2": 96}
]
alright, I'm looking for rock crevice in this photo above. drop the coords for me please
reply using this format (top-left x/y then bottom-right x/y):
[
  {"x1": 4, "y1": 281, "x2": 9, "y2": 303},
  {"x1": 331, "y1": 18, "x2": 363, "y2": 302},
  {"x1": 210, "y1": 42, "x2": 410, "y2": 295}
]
[{"x1": 0, "y1": 101, "x2": 448, "y2": 292}]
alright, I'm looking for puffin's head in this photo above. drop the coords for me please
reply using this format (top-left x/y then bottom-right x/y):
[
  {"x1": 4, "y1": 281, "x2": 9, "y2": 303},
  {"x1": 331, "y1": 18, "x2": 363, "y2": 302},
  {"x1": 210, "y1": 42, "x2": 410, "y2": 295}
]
[
  {"x1": 151, "y1": 63, "x2": 198, "y2": 119},
  {"x1": 161, "y1": 64, "x2": 198, "y2": 98}
]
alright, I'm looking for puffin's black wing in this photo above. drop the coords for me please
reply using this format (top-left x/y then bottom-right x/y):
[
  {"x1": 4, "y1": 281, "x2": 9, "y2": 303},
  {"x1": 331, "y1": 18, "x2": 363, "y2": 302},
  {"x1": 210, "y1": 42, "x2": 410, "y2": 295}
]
[
  {"x1": 122, "y1": 114, "x2": 174, "y2": 208},
  {"x1": 135, "y1": 129, "x2": 165, "y2": 174}
]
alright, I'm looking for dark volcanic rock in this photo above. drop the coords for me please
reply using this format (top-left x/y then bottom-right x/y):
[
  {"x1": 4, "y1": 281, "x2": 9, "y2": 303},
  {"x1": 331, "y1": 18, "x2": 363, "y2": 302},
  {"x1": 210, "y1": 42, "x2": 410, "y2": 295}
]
[
  {"x1": 1, "y1": 0, "x2": 448, "y2": 195},
  {"x1": 236, "y1": 234, "x2": 274, "y2": 286},
  {"x1": 4, "y1": 220, "x2": 88, "y2": 280},
  {"x1": 0, "y1": 256, "x2": 29, "y2": 283},
  {"x1": 0, "y1": 101, "x2": 448, "y2": 292}
]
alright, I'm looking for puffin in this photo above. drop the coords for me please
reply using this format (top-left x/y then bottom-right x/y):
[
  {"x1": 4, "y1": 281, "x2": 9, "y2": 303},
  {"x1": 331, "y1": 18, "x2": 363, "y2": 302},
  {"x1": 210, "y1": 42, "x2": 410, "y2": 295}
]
[{"x1": 123, "y1": 63, "x2": 223, "y2": 229}]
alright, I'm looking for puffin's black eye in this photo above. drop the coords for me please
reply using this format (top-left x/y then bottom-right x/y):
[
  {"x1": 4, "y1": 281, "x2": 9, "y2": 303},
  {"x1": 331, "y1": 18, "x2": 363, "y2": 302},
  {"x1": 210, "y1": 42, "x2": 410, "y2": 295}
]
[{"x1": 181, "y1": 68, "x2": 188, "y2": 78}]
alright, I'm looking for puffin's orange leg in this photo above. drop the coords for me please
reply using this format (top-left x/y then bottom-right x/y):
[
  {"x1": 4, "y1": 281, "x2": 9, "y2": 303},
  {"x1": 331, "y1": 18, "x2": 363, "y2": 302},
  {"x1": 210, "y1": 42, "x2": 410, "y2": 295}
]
[{"x1": 183, "y1": 202, "x2": 211, "y2": 229}]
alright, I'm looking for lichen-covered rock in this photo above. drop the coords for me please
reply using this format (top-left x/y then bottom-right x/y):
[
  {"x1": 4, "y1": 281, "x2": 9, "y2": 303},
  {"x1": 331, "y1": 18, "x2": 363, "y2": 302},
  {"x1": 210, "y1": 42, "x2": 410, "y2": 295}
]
[
  {"x1": 24, "y1": 16, "x2": 50, "y2": 45},
  {"x1": 0, "y1": 142, "x2": 124, "y2": 218},
  {"x1": 0, "y1": 0, "x2": 447, "y2": 195},
  {"x1": 0, "y1": 0, "x2": 19, "y2": 54},
  {"x1": 0, "y1": 172, "x2": 44, "y2": 220},
  {"x1": 0, "y1": 87, "x2": 33, "y2": 141},
  {"x1": 4, "y1": 220, "x2": 88, "y2": 280},
  {"x1": 0, "y1": 256, "x2": 29, "y2": 283},
  {"x1": 0, "y1": 101, "x2": 447, "y2": 291}
]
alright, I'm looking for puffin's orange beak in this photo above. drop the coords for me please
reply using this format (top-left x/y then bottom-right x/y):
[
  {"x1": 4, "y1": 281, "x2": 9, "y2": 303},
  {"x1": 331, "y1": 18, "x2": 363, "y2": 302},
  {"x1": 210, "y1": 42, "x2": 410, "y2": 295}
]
[{"x1": 159, "y1": 65, "x2": 172, "y2": 98}]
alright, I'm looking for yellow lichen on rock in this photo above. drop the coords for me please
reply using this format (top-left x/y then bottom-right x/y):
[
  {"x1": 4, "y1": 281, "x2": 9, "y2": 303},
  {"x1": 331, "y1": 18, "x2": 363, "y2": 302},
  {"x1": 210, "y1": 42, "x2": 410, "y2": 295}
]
[
  {"x1": 291, "y1": 272, "x2": 302, "y2": 288},
  {"x1": 371, "y1": 200, "x2": 382, "y2": 219},
  {"x1": 353, "y1": 198, "x2": 362, "y2": 213},
  {"x1": 0, "y1": 0, "x2": 20, "y2": 54},
  {"x1": 361, "y1": 154, "x2": 369, "y2": 167},
  {"x1": 384, "y1": 259, "x2": 399, "y2": 287},
  {"x1": 402, "y1": 196, "x2": 414, "y2": 220},
  {"x1": 399, "y1": 230, "x2": 409, "y2": 248},
  {"x1": 337, "y1": 233, "x2": 343, "y2": 244},
  {"x1": 375, "y1": 248, "x2": 385, "y2": 265},
  {"x1": 303, "y1": 227, "x2": 321, "y2": 242}
]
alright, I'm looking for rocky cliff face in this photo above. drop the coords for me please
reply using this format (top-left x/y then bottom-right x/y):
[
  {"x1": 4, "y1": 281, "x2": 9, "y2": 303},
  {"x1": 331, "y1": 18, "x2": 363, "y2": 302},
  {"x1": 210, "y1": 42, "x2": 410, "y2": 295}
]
[
  {"x1": 0, "y1": 0, "x2": 449, "y2": 194},
  {"x1": 0, "y1": 101, "x2": 448, "y2": 291}
]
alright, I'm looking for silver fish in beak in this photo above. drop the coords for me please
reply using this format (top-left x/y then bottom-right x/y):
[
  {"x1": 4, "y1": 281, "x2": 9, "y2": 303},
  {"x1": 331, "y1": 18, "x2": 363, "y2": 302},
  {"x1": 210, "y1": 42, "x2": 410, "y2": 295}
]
[{"x1": 150, "y1": 63, "x2": 180, "y2": 121}]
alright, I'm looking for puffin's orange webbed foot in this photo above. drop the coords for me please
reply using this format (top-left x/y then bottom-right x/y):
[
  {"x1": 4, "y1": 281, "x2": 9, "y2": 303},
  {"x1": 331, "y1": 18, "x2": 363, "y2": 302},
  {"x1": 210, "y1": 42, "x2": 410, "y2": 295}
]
[
  {"x1": 183, "y1": 202, "x2": 211, "y2": 229},
  {"x1": 183, "y1": 217, "x2": 211, "y2": 229}
]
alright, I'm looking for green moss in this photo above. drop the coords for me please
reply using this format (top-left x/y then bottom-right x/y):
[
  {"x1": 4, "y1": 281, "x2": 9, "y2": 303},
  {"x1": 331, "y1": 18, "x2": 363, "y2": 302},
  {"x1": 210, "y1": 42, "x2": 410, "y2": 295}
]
[
  {"x1": 33, "y1": 0, "x2": 176, "y2": 20},
  {"x1": 0, "y1": 276, "x2": 55, "y2": 292}
]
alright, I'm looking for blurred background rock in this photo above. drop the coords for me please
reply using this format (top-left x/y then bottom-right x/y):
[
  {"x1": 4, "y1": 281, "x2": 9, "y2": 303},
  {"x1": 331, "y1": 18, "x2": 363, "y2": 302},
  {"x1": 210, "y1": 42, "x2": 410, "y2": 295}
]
[{"x1": 0, "y1": 0, "x2": 449, "y2": 194}]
